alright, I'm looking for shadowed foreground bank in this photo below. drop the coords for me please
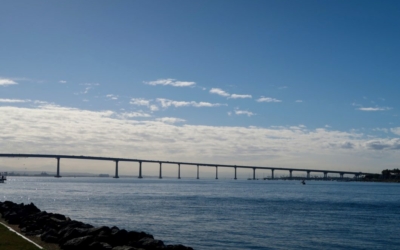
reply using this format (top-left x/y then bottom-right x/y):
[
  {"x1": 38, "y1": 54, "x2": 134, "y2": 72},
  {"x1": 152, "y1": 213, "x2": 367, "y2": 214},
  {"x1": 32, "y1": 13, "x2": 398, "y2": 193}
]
[
  {"x1": 0, "y1": 201, "x2": 193, "y2": 250},
  {"x1": 0, "y1": 222, "x2": 41, "y2": 250}
]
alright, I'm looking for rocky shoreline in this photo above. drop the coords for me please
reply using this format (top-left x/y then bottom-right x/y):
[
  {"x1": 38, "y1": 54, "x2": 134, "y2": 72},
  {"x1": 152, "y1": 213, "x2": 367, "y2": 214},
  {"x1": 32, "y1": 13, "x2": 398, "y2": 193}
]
[{"x1": 0, "y1": 201, "x2": 193, "y2": 250}]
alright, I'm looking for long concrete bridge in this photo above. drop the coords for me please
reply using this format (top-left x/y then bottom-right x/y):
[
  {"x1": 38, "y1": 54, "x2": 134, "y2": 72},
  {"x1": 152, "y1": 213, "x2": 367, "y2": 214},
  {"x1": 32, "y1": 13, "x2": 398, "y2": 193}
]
[{"x1": 0, "y1": 153, "x2": 375, "y2": 180}]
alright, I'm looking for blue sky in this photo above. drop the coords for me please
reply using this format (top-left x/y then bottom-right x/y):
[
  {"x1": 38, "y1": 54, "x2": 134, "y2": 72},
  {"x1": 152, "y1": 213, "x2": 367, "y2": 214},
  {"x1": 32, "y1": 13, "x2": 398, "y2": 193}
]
[{"x1": 1, "y1": 1, "x2": 400, "y2": 176}]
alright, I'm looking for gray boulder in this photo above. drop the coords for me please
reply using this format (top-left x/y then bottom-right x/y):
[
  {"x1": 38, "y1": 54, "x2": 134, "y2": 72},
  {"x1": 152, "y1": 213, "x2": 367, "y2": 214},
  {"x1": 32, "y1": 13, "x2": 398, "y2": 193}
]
[
  {"x1": 133, "y1": 237, "x2": 164, "y2": 249},
  {"x1": 110, "y1": 228, "x2": 129, "y2": 246},
  {"x1": 87, "y1": 226, "x2": 112, "y2": 237},
  {"x1": 112, "y1": 246, "x2": 141, "y2": 250},
  {"x1": 88, "y1": 241, "x2": 113, "y2": 250},
  {"x1": 166, "y1": 245, "x2": 194, "y2": 250},
  {"x1": 127, "y1": 231, "x2": 154, "y2": 242},
  {"x1": 61, "y1": 235, "x2": 95, "y2": 250},
  {"x1": 59, "y1": 227, "x2": 90, "y2": 245},
  {"x1": 41, "y1": 228, "x2": 59, "y2": 243}
]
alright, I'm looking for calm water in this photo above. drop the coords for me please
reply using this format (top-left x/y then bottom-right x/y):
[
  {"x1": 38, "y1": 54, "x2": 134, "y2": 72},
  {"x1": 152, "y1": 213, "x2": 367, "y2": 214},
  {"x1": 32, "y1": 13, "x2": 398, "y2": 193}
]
[{"x1": 1, "y1": 177, "x2": 400, "y2": 249}]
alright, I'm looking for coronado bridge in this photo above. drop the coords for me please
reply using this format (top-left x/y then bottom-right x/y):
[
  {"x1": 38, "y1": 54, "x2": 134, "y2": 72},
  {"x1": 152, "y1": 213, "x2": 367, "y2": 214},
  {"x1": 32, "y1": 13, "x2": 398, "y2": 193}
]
[{"x1": 0, "y1": 153, "x2": 375, "y2": 179}]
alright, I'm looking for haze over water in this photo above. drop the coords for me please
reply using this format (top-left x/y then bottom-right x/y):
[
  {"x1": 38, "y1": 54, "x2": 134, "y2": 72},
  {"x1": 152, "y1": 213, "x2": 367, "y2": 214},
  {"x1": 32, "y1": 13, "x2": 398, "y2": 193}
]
[{"x1": 2, "y1": 177, "x2": 399, "y2": 249}]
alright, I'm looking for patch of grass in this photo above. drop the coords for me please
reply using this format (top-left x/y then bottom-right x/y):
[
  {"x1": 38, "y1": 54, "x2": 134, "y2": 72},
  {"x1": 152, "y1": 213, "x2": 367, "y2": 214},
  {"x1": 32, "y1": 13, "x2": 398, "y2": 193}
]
[{"x1": 0, "y1": 223, "x2": 41, "y2": 250}]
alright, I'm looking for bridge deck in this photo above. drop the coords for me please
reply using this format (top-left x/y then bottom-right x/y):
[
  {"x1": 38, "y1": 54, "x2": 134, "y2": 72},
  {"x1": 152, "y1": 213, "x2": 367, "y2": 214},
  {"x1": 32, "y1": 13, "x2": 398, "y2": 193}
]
[{"x1": 0, "y1": 153, "x2": 375, "y2": 175}]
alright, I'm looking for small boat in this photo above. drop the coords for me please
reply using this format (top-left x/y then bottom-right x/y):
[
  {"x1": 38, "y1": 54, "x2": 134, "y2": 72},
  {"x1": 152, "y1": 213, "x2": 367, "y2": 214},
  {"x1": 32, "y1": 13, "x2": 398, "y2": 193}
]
[
  {"x1": 301, "y1": 180, "x2": 306, "y2": 185},
  {"x1": 0, "y1": 172, "x2": 7, "y2": 183}
]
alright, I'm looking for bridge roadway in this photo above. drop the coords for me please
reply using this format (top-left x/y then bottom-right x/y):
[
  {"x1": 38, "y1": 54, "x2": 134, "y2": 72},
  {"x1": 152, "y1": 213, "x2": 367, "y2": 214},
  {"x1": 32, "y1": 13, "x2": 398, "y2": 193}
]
[{"x1": 0, "y1": 153, "x2": 374, "y2": 180}]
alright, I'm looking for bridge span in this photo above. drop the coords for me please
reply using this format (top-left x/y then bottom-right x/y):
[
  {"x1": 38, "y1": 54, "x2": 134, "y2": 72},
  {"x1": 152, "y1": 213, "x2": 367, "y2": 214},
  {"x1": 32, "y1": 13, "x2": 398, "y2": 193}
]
[{"x1": 0, "y1": 153, "x2": 375, "y2": 180}]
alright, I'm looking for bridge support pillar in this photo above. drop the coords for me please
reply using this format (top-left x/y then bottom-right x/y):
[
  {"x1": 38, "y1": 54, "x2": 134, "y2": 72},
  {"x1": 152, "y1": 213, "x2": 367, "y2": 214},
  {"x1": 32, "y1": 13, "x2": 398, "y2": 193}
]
[
  {"x1": 55, "y1": 157, "x2": 61, "y2": 178},
  {"x1": 253, "y1": 168, "x2": 256, "y2": 180},
  {"x1": 215, "y1": 166, "x2": 218, "y2": 180},
  {"x1": 289, "y1": 170, "x2": 292, "y2": 179},
  {"x1": 178, "y1": 164, "x2": 181, "y2": 179},
  {"x1": 138, "y1": 161, "x2": 142, "y2": 178},
  {"x1": 340, "y1": 173, "x2": 344, "y2": 179},
  {"x1": 197, "y1": 165, "x2": 199, "y2": 179},
  {"x1": 307, "y1": 171, "x2": 311, "y2": 179},
  {"x1": 159, "y1": 162, "x2": 162, "y2": 179},
  {"x1": 234, "y1": 167, "x2": 237, "y2": 180},
  {"x1": 114, "y1": 160, "x2": 119, "y2": 178},
  {"x1": 324, "y1": 172, "x2": 328, "y2": 179},
  {"x1": 271, "y1": 169, "x2": 274, "y2": 179}
]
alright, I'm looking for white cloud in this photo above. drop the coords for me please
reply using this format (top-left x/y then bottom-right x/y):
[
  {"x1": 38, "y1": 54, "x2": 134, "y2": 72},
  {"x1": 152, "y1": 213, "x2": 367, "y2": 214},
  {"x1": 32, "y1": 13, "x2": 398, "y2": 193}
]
[
  {"x1": 0, "y1": 78, "x2": 18, "y2": 86},
  {"x1": 59, "y1": 80, "x2": 67, "y2": 84},
  {"x1": 130, "y1": 98, "x2": 160, "y2": 112},
  {"x1": 157, "y1": 99, "x2": 189, "y2": 108},
  {"x1": 33, "y1": 100, "x2": 50, "y2": 105},
  {"x1": 289, "y1": 125, "x2": 306, "y2": 130},
  {"x1": 193, "y1": 102, "x2": 224, "y2": 107},
  {"x1": 210, "y1": 88, "x2": 230, "y2": 97},
  {"x1": 358, "y1": 107, "x2": 391, "y2": 111},
  {"x1": 144, "y1": 79, "x2": 195, "y2": 87},
  {"x1": 339, "y1": 141, "x2": 355, "y2": 149},
  {"x1": 150, "y1": 105, "x2": 159, "y2": 111},
  {"x1": 373, "y1": 128, "x2": 389, "y2": 133},
  {"x1": 120, "y1": 112, "x2": 151, "y2": 118},
  {"x1": 295, "y1": 100, "x2": 303, "y2": 103},
  {"x1": 83, "y1": 87, "x2": 91, "y2": 94},
  {"x1": 229, "y1": 94, "x2": 252, "y2": 99},
  {"x1": 1, "y1": 104, "x2": 400, "y2": 173},
  {"x1": 234, "y1": 109, "x2": 255, "y2": 117},
  {"x1": 81, "y1": 83, "x2": 100, "y2": 86},
  {"x1": 364, "y1": 139, "x2": 400, "y2": 150},
  {"x1": 28, "y1": 104, "x2": 114, "y2": 117},
  {"x1": 257, "y1": 97, "x2": 282, "y2": 103},
  {"x1": 156, "y1": 117, "x2": 186, "y2": 124},
  {"x1": 354, "y1": 102, "x2": 392, "y2": 112},
  {"x1": 391, "y1": 127, "x2": 400, "y2": 136},
  {"x1": 75, "y1": 86, "x2": 95, "y2": 95},
  {"x1": 157, "y1": 98, "x2": 225, "y2": 108},
  {"x1": 106, "y1": 94, "x2": 118, "y2": 100},
  {"x1": 0, "y1": 99, "x2": 30, "y2": 103},
  {"x1": 210, "y1": 88, "x2": 252, "y2": 99},
  {"x1": 130, "y1": 98, "x2": 150, "y2": 106}
]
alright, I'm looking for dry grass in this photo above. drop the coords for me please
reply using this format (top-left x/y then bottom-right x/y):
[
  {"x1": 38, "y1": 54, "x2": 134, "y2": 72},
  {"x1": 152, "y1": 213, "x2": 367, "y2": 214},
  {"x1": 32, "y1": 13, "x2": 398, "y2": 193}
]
[
  {"x1": 0, "y1": 222, "x2": 41, "y2": 250},
  {"x1": 0, "y1": 218, "x2": 60, "y2": 250}
]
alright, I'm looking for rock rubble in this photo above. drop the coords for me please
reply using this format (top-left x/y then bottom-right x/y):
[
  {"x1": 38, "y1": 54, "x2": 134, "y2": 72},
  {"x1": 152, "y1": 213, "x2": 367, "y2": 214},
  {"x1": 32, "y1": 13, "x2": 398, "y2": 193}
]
[{"x1": 0, "y1": 201, "x2": 193, "y2": 250}]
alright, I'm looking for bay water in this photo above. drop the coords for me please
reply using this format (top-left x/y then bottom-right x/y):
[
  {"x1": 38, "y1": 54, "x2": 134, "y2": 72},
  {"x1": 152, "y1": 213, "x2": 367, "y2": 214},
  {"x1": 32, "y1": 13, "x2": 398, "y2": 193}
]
[{"x1": 1, "y1": 177, "x2": 399, "y2": 249}]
